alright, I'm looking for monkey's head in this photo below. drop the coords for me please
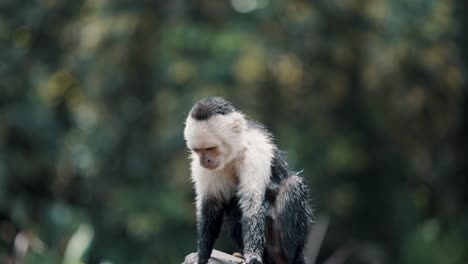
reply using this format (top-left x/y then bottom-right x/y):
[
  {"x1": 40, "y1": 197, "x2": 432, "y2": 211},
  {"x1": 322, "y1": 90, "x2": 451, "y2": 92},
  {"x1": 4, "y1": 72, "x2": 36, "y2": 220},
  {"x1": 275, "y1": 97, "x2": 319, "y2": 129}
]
[{"x1": 184, "y1": 97, "x2": 246, "y2": 171}]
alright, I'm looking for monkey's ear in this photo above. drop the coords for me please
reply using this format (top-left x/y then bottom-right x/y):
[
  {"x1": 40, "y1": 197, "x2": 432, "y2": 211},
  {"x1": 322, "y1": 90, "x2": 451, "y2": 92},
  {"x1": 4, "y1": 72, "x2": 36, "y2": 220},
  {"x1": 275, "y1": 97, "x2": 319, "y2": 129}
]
[{"x1": 231, "y1": 118, "x2": 245, "y2": 133}]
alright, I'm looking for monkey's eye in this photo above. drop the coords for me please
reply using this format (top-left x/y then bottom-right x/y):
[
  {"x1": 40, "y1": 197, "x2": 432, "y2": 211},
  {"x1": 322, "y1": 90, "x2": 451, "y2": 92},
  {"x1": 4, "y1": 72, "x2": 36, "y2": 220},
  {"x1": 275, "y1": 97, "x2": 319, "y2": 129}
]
[{"x1": 206, "y1": 147, "x2": 217, "y2": 151}]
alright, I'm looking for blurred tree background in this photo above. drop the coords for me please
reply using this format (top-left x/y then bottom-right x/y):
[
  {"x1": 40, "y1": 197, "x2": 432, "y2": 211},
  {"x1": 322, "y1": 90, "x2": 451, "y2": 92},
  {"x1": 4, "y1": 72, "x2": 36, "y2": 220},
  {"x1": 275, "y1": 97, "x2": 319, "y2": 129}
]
[{"x1": 1, "y1": 0, "x2": 467, "y2": 263}]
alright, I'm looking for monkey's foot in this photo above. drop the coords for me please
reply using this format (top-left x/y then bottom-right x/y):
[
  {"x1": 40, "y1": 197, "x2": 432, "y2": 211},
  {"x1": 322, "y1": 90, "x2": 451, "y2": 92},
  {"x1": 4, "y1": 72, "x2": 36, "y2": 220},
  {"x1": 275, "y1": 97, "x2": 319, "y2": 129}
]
[{"x1": 232, "y1": 252, "x2": 244, "y2": 259}]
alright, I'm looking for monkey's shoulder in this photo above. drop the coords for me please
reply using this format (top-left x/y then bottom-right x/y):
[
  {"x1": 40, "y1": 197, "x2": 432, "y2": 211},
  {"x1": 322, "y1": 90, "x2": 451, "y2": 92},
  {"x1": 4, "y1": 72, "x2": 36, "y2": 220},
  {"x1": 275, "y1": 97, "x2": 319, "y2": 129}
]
[
  {"x1": 245, "y1": 119, "x2": 298, "y2": 184},
  {"x1": 270, "y1": 148, "x2": 296, "y2": 184}
]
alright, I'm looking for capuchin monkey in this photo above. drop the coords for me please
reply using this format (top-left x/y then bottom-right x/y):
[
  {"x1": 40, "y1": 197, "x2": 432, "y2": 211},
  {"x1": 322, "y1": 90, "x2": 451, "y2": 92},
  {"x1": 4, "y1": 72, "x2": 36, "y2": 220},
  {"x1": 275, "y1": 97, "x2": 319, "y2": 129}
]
[{"x1": 183, "y1": 97, "x2": 313, "y2": 264}]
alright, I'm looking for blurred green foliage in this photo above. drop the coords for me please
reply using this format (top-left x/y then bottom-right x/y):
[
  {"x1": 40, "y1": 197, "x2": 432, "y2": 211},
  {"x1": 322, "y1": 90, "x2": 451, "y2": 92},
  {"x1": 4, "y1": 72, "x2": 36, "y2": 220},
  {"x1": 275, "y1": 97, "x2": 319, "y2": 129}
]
[{"x1": 1, "y1": 0, "x2": 467, "y2": 263}]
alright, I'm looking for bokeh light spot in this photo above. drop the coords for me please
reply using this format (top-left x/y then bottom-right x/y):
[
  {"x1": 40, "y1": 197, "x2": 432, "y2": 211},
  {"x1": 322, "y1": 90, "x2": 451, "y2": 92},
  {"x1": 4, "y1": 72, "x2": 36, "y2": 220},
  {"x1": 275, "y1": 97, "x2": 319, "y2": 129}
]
[{"x1": 231, "y1": 0, "x2": 257, "y2": 13}]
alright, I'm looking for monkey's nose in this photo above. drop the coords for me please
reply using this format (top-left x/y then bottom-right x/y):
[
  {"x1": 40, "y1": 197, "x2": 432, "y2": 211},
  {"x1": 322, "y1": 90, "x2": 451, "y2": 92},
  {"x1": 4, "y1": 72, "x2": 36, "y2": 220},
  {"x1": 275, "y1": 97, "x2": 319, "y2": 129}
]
[{"x1": 201, "y1": 156, "x2": 217, "y2": 170}]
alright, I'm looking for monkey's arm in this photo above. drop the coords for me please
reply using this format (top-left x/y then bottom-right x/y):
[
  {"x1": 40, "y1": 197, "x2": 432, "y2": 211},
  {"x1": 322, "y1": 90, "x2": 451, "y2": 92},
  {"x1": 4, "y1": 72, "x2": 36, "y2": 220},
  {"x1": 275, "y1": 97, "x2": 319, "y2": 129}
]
[
  {"x1": 239, "y1": 192, "x2": 266, "y2": 264},
  {"x1": 197, "y1": 198, "x2": 224, "y2": 264}
]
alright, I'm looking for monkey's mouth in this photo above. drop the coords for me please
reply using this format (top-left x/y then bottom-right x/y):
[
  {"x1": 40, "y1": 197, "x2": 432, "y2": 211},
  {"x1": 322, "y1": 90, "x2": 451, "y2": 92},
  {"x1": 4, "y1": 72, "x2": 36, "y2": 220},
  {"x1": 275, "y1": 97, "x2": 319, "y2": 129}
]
[{"x1": 201, "y1": 164, "x2": 218, "y2": 170}]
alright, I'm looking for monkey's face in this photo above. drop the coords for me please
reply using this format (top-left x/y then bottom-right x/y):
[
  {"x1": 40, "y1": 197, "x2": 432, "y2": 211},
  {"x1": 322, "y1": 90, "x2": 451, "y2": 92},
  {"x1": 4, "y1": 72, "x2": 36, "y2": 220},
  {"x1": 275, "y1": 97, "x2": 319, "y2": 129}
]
[
  {"x1": 184, "y1": 112, "x2": 246, "y2": 171},
  {"x1": 192, "y1": 147, "x2": 221, "y2": 170}
]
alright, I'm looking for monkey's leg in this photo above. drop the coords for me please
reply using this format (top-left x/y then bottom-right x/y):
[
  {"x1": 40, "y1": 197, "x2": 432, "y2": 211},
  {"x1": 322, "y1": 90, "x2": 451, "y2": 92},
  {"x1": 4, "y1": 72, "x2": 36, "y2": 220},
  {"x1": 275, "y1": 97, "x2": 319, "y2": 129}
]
[
  {"x1": 273, "y1": 176, "x2": 313, "y2": 264},
  {"x1": 197, "y1": 198, "x2": 224, "y2": 264}
]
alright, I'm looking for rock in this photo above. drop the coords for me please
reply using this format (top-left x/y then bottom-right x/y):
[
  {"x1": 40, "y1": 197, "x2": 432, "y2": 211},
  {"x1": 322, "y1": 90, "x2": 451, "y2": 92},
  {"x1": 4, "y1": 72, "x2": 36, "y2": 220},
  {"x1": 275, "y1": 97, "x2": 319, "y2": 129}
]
[{"x1": 183, "y1": 249, "x2": 244, "y2": 264}]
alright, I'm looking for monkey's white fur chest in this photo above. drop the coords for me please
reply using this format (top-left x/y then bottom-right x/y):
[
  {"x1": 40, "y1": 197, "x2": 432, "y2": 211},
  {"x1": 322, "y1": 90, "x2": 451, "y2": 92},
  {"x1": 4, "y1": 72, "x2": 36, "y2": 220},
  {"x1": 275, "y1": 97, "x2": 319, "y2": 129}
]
[{"x1": 191, "y1": 161, "x2": 238, "y2": 202}]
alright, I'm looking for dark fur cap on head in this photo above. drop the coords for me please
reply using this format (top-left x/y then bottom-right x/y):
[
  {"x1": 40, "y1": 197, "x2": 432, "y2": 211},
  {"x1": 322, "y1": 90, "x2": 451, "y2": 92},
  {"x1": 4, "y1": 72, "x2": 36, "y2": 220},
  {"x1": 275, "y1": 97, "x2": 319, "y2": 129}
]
[{"x1": 190, "y1": 97, "x2": 236, "y2": 120}]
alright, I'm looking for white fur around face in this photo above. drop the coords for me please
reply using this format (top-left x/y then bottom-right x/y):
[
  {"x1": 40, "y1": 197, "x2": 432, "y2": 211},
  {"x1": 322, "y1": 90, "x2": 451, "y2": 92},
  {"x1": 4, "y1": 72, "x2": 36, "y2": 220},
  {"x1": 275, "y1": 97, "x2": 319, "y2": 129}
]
[{"x1": 184, "y1": 112, "x2": 274, "y2": 216}]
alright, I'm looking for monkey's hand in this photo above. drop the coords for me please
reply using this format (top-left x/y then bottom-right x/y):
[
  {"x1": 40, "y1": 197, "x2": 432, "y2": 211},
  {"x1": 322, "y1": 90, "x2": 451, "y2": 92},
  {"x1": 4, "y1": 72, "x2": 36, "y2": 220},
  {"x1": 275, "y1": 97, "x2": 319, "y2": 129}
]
[
  {"x1": 244, "y1": 252, "x2": 262, "y2": 264},
  {"x1": 232, "y1": 252, "x2": 244, "y2": 259}
]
